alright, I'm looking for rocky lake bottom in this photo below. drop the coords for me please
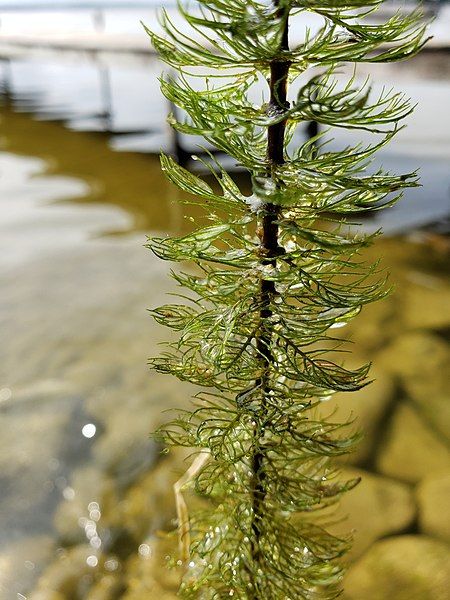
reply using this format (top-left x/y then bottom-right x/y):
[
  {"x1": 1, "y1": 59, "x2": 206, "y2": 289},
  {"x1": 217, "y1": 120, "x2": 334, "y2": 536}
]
[{"x1": 0, "y1": 104, "x2": 449, "y2": 599}]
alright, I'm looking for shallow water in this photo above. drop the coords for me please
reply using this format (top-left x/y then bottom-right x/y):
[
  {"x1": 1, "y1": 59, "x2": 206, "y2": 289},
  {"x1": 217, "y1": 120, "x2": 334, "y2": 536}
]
[
  {"x1": 2, "y1": 47, "x2": 450, "y2": 234},
  {"x1": 0, "y1": 34, "x2": 450, "y2": 600}
]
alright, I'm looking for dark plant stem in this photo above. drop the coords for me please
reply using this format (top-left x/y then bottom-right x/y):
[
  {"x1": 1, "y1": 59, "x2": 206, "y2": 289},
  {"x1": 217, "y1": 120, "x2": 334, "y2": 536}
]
[{"x1": 249, "y1": 1, "x2": 291, "y2": 591}]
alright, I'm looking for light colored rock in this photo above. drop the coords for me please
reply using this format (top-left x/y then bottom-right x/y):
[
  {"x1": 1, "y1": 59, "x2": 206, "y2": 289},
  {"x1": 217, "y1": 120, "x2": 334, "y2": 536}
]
[
  {"x1": 54, "y1": 449, "x2": 186, "y2": 557},
  {"x1": 344, "y1": 535, "x2": 450, "y2": 600},
  {"x1": 320, "y1": 367, "x2": 395, "y2": 465},
  {"x1": 377, "y1": 332, "x2": 450, "y2": 442},
  {"x1": 0, "y1": 536, "x2": 54, "y2": 599},
  {"x1": 85, "y1": 375, "x2": 186, "y2": 486},
  {"x1": 85, "y1": 574, "x2": 125, "y2": 600},
  {"x1": 27, "y1": 592, "x2": 65, "y2": 600},
  {"x1": 0, "y1": 391, "x2": 73, "y2": 484},
  {"x1": 53, "y1": 466, "x2": 119, "y2": 545},
  {"x1": 333, "y1": 467, "x2": 415, "y2": 561},
  {"x1": 29, "y1": 545, "x2": 98, "y2": 598},
  {"x1": 339, "y1": 294, "x2": 397, "y2": 354},
  {"x1": 122, "y1": 536, "x2": 179, "y2": 600},
  {"x1": 0, "y1": 388, "x2": 75, "y2": 532},
  {"x1": 90, "y1": 414, "x2": 159, "y2": 487},
  {"x1": 417, "y1": 470, "x2": 450, "y2": 543},
  {"x1": 401, "y1": 274, "x2": 450, "y2": 329},
  {"x1": 377, "y1": 331, "x2": 448, "y2": 381},
  {"x1": 376, "y1": 402, "x2": 450, "y2": 483},
  {"x1": 108, "y1": 452, "x2": 184, "y2": 546}
]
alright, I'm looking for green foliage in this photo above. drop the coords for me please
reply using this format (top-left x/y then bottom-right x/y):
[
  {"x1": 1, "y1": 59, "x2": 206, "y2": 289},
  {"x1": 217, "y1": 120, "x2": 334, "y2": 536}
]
[{"x1": 146, "y1": 1, "x2": 425, "y2": 598}]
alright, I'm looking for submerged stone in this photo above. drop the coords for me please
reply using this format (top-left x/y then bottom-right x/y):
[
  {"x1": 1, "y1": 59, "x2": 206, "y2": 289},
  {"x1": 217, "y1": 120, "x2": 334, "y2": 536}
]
[
  {"x1": 378, "y1": 331, "x2": 450, "y2": 442},
  {"x1": 53, "y1": 466, "x2": 119, "y2": 546},
  {"x1": 417, "y1": 470, "x2": 450, "y2": 544},
  {"x1": 85, "y1": 574, "x2": 125, "y2": 600},
  {"x1": 0, "y1": 385, "x2": 78, "y2": 538},
  {"x1": 340, "y1": 295, "x2": 397, "y2": 354},
  {"x1": 29, "y1": 545, "x2": 98, "y2": 598},
  {"x1": 322, "y1": 367, "x2": 395, "y2": 465},
  {"x1": 401, "y1": 275, "x2": 450, "y2": 329},
  {"x1": 334, "y1": 467, "x2": 415, "y2": 560},
  {"x1": 344, "y1": 535, "x2": 450, "y2": 600},
  {"x1": 27, "y1": 592, "x2": 65, "y2": 600},
  {"x1": 376, "y1": 402, "x2": 450, "y2": 484},
  {"x1": 0, "y1": 535, "x2": 54, "y2": 599},
  {"x1": 85, "y1": 375, "x2": 186, "y2": 487},
  {"x1": 122, "y1": 536, "x2": 180, "y2": 600}
]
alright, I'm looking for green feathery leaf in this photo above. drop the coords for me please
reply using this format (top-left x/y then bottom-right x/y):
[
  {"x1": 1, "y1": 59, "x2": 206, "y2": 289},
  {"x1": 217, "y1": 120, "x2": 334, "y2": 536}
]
[{"x1": 146, "y1": 0, "x2": 426, "y2": 598}]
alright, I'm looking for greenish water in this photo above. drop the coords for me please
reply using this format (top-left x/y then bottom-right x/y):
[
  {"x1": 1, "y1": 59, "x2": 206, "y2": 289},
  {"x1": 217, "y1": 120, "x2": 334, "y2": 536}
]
[
  {"x1": 0, "y1": 105, "x2": 185, "y2": 233},
  {"x1": 0, "y1": 105, "x2": 449, "y2": 599}
]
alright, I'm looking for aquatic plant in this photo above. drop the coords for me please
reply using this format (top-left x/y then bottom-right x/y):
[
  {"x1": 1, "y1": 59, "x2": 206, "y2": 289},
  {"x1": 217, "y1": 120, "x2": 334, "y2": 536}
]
[{"x1": 146, "y1": 1, "x2": 426, "y2": 597}]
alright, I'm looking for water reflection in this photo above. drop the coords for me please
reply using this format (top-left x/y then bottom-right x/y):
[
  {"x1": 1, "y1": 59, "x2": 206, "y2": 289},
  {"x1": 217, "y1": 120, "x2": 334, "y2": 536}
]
[{"x1": 0, "y1": 104, "x2": 185, "y2": 233}]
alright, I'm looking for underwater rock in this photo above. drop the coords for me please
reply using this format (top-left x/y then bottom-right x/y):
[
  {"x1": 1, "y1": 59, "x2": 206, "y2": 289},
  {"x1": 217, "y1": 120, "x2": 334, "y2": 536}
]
[
  {"x1": 27, "y1": 592, "x2": 65, "y2": 600},
  {"x1": 85, "y1": 573, "x2": 125, "y2": 600},
  {"x1": 376, "y1": 402, "x2": 450, "y2": 483},
  {"x1": 0, "y1": 390, "x2": 73, "y2": 484},
  {"x1": 401, "y1": 274, "x2": 450, "y2": 329},
  {"x1": 85, "y1": 376, "x2": 186, "y2": 487},
  {"x1": 29, "y1": 545, "x2": 124, "y2": 600},
  {"x1": 121, "y1": 536, "x2": 180, "y2": 599},
  {"x1": 417, "y1": 470, "x2": 450, "y2": 544},
  {"x1": 334, "y1": 467, "x2": 415, "y2": 560},
  {"x1": 378, "y1": 331, "x2": 450, "y2": 442},
  {"x1": 53, "y1": 466, "x2": 119, "y2": 546},
  {"x1": 344, "y1": 535, "x2": 450, "y2": 600},
  {"x1": 104, "y1": 450, "x2": 190, "y2": 557},
  {"x1": 91, "y1": 421, "x2": 158, "y2": 489},
  {"x1": 29, "y1": 544, "x2": 99, "y2": 598},
  {"x1": 322, "y1": 367, "x2": 395, "y2": 465},
  {"x1": 340, "y1": 295, "x2": 397, "y2": 354},
  {"x1": 0, "y1": 387, "x2": 76, "y2": 535},
  {"x1": 377, "y1": 331, "x2": 448, "y2": 379},
  {"x1": 0, "y1": 535, "x2": 54, "y2": 599}
]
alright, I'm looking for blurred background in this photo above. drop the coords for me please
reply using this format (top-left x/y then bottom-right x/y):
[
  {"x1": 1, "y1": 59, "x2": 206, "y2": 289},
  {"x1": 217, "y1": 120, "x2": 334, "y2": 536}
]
[{"x1": 0, "y1": 1, "x2": 449, "y2": 599}]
